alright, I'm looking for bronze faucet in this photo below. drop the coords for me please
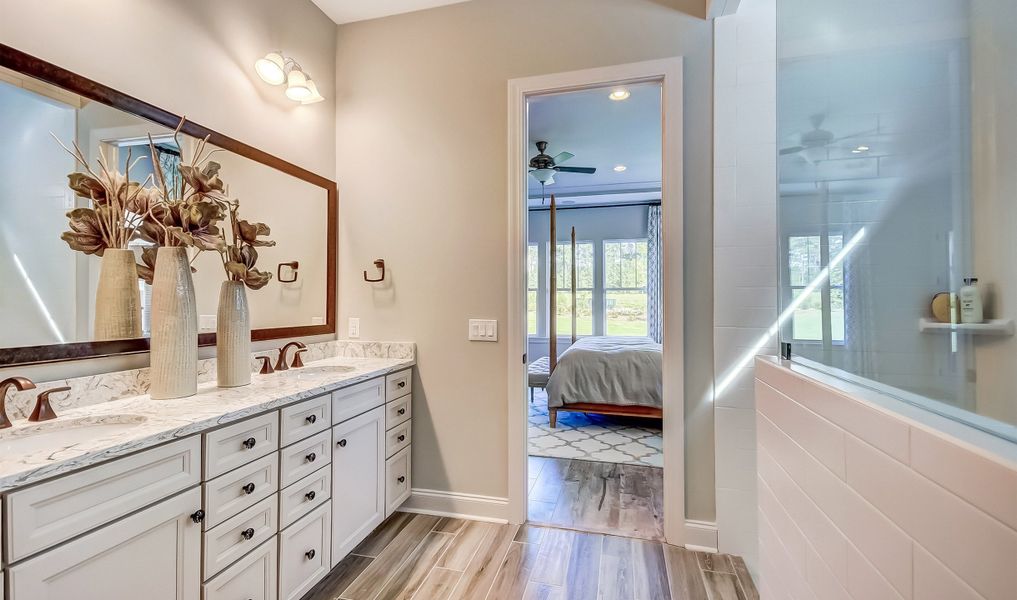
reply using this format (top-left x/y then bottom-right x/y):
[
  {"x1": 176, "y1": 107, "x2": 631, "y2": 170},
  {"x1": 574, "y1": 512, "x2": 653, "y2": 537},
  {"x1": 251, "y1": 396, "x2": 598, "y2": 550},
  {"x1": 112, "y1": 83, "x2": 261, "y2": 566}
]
[
  {"x1": 0, "y1": 377, "x2": 37, "y2": 429},
  {"x1": 29, "y1": 386, "x2": 70, "y2": 422},
  {"x1": 275, "y1": 341, "x2": 307, "y2": 371}
]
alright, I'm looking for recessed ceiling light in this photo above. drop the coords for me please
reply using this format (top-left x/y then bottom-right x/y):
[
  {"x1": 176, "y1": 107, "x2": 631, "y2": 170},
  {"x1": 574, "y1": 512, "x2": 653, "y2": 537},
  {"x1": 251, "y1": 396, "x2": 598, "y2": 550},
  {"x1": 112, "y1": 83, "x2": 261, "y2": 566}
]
[
  {"x1": 852, "y1": 145, "x2": 870, "y2": 154},
  {"x1": 608, "y1": 88, "x2": 631, "y2": 101},
  {"x1": 613, "y1": 165, "x2": 628, "y2": 172}
]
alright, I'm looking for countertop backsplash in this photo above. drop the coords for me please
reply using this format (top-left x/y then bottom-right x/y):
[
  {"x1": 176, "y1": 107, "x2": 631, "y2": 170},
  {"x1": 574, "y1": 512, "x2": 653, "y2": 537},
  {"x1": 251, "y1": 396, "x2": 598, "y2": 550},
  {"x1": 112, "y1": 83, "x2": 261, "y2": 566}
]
[{"x1": 2, "y1": 340, "x2": 415, "y2": 420}]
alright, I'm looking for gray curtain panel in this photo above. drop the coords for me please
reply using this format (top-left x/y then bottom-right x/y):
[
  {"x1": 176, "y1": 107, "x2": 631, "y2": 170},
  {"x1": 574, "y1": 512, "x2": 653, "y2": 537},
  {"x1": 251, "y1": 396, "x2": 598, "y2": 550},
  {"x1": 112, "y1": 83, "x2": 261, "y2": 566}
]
[{"x1": 647, "y1": 205, "x2": 663, "y2": 343}]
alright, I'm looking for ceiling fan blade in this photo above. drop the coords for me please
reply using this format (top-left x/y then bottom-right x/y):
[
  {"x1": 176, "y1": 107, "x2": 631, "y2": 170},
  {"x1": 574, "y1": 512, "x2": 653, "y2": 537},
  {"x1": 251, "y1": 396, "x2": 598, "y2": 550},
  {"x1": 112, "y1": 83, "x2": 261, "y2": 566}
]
[
  {"x1": 552, "y1": 151, "x2": 574, "y2": 165},
  {"x1": 555, "y1": 166, "x2": 596, "y2": 174},
  {"x1": 780, "y1": 146, "x2": 805, "y2": 155}
]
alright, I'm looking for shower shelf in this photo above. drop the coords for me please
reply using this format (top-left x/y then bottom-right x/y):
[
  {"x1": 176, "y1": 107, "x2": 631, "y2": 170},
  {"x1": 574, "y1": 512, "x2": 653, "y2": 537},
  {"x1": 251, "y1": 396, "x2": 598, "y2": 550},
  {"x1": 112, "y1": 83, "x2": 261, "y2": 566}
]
[{"x1": 919, "y1": 318, "x2": 1015, "y2": 336}]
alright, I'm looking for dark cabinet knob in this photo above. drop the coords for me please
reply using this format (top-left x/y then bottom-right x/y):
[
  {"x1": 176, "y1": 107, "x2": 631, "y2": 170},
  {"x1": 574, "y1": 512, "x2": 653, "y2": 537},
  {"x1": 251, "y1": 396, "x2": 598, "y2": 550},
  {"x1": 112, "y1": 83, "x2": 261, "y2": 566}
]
[
  {"x1": 398, "y1": 381, "x2": 406, "y2": 388},
  {"x1": 305, "y1": 549, "x2": 316, "y2": 560},
  {"x1": 397, "y1": 408, "x2": 406, "y2": 415},
  {"x1": 242, "y1": 482, "x2": 256, "y2": 495},
  {"x1": 305, "y1": 491, "x2": 316, "y2": 501},
  {"x1": 306, "y1": 414, "x2": 317, "y2": 424},
  {"x1": 337, "y1": 439, "x2": 347, "y2": 448},
  {"x1": 190, "y1": 510, "x2": 205, "y2": 524},
  {"x1": 241, "y1": 528, "x2": 255, "y2": 540},
  {"x1": 242, "y1": 437, "x2": 257, "y2": 450},
  {"x1": 397, "y1": 476, "x2": 406, "y2": 484},
  {"x1": 397, "y1": 435, "x2": 406, "y2": 442},
  {"x1": 306, "y1": 452, "x2": 317, "y2": 463}
]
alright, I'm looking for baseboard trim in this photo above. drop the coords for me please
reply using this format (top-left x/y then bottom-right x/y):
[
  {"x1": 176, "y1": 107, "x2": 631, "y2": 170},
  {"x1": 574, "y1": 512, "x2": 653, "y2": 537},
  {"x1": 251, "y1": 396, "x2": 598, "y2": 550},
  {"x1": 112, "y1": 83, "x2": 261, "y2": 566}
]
[
  {"x1": 400, "y1": 488, "x2": 510, "y2": 523},
  {"x1": 683, "y1": 519, "x2": 719, "y2": 552}
]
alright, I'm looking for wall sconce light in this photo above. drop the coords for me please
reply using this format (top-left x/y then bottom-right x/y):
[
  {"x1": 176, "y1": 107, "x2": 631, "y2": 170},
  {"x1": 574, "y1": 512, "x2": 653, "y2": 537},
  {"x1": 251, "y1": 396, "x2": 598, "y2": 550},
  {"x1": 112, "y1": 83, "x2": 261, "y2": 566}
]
[{"x1": 255, "y1": 51, "x2": 324, "y2": 105}]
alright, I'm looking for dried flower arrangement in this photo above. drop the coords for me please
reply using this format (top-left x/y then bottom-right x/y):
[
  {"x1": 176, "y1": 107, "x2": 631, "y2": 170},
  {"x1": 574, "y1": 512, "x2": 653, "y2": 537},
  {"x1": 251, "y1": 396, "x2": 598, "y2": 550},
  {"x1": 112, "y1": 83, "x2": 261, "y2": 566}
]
[{"x1": 210, "y1": 197, "x2": 276, "y2": 289}]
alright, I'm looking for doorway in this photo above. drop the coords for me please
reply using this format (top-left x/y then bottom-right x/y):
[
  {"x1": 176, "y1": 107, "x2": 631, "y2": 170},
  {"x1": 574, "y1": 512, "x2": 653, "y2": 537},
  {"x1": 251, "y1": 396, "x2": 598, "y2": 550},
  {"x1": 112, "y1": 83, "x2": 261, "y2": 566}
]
[{"x1": 506, "y1": 58, "x2": 685, "y2": 546}]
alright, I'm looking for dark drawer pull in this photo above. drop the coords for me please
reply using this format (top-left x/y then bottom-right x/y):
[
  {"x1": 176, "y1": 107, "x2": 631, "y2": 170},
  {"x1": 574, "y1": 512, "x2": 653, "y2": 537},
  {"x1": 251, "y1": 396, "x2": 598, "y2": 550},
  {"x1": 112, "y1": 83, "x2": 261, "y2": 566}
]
[
  {"x1": 242, "y1": 437, "x2": 257, "y2": 450},
  {"x1": 241, "y1": 527, "x2": 255, "y2": 541},
  {"x1": 397, "y1": 408, "x2": 406, "y2": 415},
  {"x1": 305, "y1": 452, "x2": 317, "y2": 463},
  {"x1": 397, "y1": 476, "x2": 406, "y2": 484},
  {"x1": 242, "y1": 482, "x2": 256, "y2": 495},
  {"x1": 305, "y1": 491, "x2": 316, "y2": 501},
  {"x1": 337, "y1": 439, "x2": 347, "y2": 448},
  {"x1": 397, "y1": 381, "x2": 406, "y2": 388},
  {"x1": 190, "y1": 510, "x2": 205, "y2": 524},
  {"x1": 306, "y1": 414, "x2": 317, "y2": 424},
  {"x1": 305, "y1": 549, "x2": 316, "y2": 560},
  {"x1": 397, "y1": 435, "x2": 406, "y2": 442}
]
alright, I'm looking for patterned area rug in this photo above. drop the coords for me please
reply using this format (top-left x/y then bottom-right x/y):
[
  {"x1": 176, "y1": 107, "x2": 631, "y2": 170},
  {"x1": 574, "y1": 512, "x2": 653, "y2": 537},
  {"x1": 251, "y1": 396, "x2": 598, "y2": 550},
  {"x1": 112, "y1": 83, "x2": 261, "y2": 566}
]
[{"x1": 527, "y1": 389, "x2": 663, "y2": 467}]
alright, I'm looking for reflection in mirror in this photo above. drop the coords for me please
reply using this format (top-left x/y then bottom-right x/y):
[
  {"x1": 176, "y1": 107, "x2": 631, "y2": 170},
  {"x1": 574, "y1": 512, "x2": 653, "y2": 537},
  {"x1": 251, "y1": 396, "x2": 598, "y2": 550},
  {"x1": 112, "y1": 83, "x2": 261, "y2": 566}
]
[{"x1": 0, "y1": 64, "x2": 329, "y2": 354}]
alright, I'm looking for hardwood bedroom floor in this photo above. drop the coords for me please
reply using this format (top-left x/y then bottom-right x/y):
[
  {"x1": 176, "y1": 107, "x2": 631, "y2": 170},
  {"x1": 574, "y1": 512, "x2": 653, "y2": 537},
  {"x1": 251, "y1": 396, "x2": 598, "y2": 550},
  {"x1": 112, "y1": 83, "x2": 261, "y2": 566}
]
[
  {"x1": 301, "y1": 512, "x2": 758, "y2": 600},
  {"x1": 528, "y1": 456, "x2": 665, "y2": 542}
]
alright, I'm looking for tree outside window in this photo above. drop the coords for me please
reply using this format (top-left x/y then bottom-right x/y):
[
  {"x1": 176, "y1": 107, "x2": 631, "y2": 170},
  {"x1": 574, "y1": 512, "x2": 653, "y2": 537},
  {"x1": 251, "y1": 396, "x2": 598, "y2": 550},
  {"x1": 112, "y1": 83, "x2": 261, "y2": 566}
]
[
  {"x1": 787, "y1": 233, "x2": 844, "y2": 343},
  {"x1": 553, "y1": 241, "x2": 594, "y2": 336},
  {"x1": 603, "y1": 240, "x2": 648, "y2": 336}
]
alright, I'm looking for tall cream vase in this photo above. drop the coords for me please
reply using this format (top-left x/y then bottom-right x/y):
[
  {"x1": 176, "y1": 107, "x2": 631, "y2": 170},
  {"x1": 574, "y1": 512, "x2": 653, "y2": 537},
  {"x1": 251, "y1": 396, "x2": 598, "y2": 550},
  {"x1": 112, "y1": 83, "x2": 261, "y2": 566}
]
[
  {"x1": 149, "y1": 246, "x2": 198, "y2": 399},
  {"x1": 94, "y1": 248, "x2": 142, "y2": 340},
  {"x1": 216, "y1": 280, "x2": 251, "y2": 387}
]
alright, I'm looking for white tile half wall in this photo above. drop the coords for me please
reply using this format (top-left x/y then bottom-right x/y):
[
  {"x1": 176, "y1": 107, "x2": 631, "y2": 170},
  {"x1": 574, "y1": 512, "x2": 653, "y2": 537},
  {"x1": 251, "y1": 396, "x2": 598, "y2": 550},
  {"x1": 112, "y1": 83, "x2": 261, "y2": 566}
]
[
  {"x1": 755, "y1": 357, "x2": 1017, "y2": 600},
  {"x1": 713, "y1": 0, "x2": 777, "y2": 571}
]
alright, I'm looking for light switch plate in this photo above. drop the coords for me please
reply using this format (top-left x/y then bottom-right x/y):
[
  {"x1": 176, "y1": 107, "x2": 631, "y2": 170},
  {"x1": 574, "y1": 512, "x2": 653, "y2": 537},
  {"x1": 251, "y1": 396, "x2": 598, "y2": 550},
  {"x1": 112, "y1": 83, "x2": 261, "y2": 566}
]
[
  {"x1": 348, "y1": 317, "x2": 360, "y2": 339},
  {"x1": 469, "y1": 319, "x2": 498, "y2": 342},
  {"x1": 199, "y1": 314, "x2": 216, "y2": 331}
]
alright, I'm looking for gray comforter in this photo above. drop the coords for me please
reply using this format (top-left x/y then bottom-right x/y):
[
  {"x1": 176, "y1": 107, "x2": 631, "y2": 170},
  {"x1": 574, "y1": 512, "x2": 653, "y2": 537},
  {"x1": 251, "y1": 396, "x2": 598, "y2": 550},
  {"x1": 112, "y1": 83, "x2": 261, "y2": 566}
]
[{"x1": 545, "y1": 336, "x2": 663, "y2": 409}]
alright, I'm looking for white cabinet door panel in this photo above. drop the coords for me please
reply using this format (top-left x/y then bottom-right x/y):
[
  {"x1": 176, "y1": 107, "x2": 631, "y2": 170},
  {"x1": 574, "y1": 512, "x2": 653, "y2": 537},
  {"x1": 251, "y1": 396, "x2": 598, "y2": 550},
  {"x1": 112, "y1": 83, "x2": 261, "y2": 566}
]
[
  {"x1": 331, "y1": 406, "x2": 385, "y2": 566},
  {"x1": 279, "y1": 503, "x2": 331, "y2": 600},
  {"x1": 203, "y1": 453, "x2": 278, "y2": 528},
  {"x1": 385, "y1": 369, "x2": 412, "y2": 402},
  {"x1": 203, "y1": 495, "x2": 278, "y2": 580},
  {"x1": 385, "y1": 446, "x2": 412, "y2": 517},
  {"x1": 9, "y1": 488, "x2": 201, "y2": 600},
  {"x1": 331, "y1": 379, "x2": 384, "y2": 425},
  {"x1": 204, "y1": 412, "x2": 278, "y2": 479},
  {"x1": 280, "y1": 467, "x2": 330, "y2": 530},
  {"x1": 385, "y1": 394, "x2": 412, "y2": 430},
  {"x1": 202, "y1": 536, "x2": 277, "y2": 600},
  {"x1": 279, "y1": 430, "x2": 331, "y2": 488},
  {"x1": 280, "y1": 395, "x2": 330, "y2": 447}
]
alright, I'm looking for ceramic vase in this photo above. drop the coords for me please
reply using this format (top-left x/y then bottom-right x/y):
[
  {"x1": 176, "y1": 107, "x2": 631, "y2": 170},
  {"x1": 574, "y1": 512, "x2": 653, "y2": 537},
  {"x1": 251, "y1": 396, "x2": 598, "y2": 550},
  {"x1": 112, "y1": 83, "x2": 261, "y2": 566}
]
[
  {"x1": 149, "y1": 246, "x2": 198, "y2": 399},
  {"x1": 94, "y1": 249, "x2": 142, "y2": 341},
  {"x1": 216, "y1": 281, "x2": 251, "y2": 388}
]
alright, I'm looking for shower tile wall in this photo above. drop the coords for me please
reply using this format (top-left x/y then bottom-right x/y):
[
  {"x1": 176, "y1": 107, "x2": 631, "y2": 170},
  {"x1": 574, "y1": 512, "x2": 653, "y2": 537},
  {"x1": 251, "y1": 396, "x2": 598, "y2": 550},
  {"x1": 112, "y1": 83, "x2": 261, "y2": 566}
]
[{"x1": 713, "y1": 0, "x2": 777, "y2": 571}]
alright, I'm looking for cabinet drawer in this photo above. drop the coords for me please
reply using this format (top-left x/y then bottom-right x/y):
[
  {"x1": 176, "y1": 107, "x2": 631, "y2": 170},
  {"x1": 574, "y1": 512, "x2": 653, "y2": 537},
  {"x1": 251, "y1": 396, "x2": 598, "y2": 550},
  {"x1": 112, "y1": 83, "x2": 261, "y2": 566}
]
[
  {"x1": 280, "y1": 430, "x2": 331, "y2": 488},
  {"x1": 5, "y1": 437, "x2": 200, "y2": 562},
  {"x1": 280, "y1": 467, "x2": 330, "y2": 530},
  {"x1": 279, "y1": 503, "x2": 331, "y2": 600},
  {"x1": 280, "y1": 395, "x2": 330, "y2": 447},
  {"x1": 386, "y1": 446, "x2": 412, "y2": 517},
  {"x1": 204, "y1": 495, "x2": 278, "y2": 580},
  {"x1": 385, "y1": 369, "x2": 412, "y2": 402},
  {"x1": 385, "y1": 419, "x2": 411, "y2": 458},
  {"x1": 9, "y1": 487, "x2": 201, "y2": 599},
  {"x1": 204, "y1": 453, "x2": 279, "y2": 528},
  {"x1": 385, "y1": 394, "x2": 411, "y2": 429},
  {"x1": 203, "y1": 536, "x2": 277, "y2": 600},
  {"x1": 331, "y1": 378, "x2": 384, "y2": 424},
  {"x1": 204, "y1": 412, "x2": 278, "y2": 479}
]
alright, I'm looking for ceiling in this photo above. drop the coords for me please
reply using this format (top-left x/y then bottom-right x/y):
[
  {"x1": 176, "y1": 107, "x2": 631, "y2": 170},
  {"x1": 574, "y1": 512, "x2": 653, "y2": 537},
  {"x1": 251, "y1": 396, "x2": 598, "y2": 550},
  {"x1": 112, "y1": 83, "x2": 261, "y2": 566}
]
[
  {"x1": 527, "y1": 82, "x2": 662, "y2": 208},
  {"x1": 310, "y1": 0, "x2": 472, "y2": 24}
]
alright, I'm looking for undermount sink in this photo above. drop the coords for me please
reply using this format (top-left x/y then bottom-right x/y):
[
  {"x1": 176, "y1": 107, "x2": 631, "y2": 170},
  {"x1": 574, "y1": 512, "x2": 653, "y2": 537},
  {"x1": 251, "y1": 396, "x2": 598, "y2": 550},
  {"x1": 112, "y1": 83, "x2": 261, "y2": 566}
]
[
  {"x1": 281, "y1": 365, "x2": 356, "y2": 378},
  {"x1": 0, "y1": 415, "x2": 148, "y2": 455}
]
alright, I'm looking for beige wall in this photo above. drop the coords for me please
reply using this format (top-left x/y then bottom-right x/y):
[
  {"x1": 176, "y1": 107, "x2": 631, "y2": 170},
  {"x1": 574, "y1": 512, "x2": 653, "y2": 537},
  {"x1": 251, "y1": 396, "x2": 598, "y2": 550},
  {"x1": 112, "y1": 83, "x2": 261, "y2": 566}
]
[
  {"x1": 0, "y1": 0, "x2": 337, "y2": 382},
  {"x1": 333, "y1": 0, "x2": 717, "y2": 519}
]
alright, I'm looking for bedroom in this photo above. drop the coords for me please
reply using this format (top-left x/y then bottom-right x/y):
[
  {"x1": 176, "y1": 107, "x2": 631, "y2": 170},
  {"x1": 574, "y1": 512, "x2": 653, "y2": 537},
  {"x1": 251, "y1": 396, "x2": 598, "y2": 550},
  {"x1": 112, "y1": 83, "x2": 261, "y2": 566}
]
[{"x1": 523, "y1": 82, "x2": 667, "y2": 540}]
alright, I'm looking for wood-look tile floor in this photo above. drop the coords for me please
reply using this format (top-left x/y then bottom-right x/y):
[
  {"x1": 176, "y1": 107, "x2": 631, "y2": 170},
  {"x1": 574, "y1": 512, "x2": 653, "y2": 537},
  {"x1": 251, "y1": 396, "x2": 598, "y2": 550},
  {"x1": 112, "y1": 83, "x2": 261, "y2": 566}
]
[
  {"x1": 302, "y1": 512, "x2": 758, "y2": 600},
  {"x1": 528, "y1": 456, "x2": 665, "y2": 542}
]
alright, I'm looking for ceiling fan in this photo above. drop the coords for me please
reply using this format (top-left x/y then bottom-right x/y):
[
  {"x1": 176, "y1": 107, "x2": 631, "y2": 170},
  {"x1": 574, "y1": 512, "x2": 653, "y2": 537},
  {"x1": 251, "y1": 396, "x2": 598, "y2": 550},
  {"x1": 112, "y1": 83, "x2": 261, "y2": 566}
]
[
  {"x1": 780, "y1": 114, "x2": 874, "y2": 164},
  {"x1": 528, "y1": 141, "x2": 597, "y2": 186}
]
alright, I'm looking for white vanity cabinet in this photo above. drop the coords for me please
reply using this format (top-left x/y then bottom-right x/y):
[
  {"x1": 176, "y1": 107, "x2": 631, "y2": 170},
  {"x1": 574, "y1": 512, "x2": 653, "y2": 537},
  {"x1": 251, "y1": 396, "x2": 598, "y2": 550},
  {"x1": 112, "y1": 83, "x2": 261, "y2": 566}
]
[
  {"x1": 8, "y1": 487, "x2": 202, "y2": 600},
  {"x1": 330, "y1": 405, "x2": 386, "y2": 563}
]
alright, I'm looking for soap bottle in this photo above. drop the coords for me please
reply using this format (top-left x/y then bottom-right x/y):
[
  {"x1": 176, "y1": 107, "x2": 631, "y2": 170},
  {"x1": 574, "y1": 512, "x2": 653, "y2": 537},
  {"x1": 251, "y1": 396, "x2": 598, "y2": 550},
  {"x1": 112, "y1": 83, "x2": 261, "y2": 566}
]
[{"x1": 959, "y1": 278, "x2": 983, "y2": 324}]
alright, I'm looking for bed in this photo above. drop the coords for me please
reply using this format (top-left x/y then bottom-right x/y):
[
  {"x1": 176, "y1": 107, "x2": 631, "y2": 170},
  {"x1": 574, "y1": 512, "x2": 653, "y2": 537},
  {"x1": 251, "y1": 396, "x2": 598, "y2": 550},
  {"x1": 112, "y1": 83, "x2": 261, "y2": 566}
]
[{"x1": 544, "y1": 336, "x2": 663, "y2": 427}]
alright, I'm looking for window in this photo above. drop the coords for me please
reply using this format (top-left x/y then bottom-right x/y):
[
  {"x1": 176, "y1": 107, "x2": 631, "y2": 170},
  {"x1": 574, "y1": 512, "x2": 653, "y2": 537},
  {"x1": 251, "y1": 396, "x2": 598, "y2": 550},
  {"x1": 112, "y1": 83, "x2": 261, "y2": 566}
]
[
  {"x1": 603, "y1": 240, "x2": 648, "y2": 336},
  {"x1": 527, "y1": 244, "x2": 539, "y2": 335},
  {"x1": 553, "y1": 241, "x2": 594, "y2": 336},
  {"x1": 787, "y1": 233, "x2": 844, "y2": 343}
]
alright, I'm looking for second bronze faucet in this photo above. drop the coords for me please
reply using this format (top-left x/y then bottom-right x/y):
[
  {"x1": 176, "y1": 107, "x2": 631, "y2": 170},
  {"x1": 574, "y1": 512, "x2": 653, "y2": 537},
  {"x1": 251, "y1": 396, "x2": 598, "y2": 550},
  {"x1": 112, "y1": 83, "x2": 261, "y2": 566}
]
[{"x1": 0, "y1": 377, "x2": 68, "y2": 428}]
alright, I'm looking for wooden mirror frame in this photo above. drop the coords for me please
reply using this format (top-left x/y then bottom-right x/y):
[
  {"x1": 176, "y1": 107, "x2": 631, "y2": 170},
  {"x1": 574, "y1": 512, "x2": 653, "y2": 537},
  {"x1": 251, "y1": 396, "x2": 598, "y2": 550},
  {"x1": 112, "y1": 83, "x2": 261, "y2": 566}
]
[{"x1": 0, "y1": 44, "x2": 337, "y2": 367}]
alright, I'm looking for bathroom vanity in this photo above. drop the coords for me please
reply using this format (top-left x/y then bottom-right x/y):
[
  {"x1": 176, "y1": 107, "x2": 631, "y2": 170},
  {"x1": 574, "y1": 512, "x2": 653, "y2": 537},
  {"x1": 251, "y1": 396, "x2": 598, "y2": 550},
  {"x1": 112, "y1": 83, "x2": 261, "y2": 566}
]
[{"x1": 0, "y1": 356, "x2": 414, "y2": 600}]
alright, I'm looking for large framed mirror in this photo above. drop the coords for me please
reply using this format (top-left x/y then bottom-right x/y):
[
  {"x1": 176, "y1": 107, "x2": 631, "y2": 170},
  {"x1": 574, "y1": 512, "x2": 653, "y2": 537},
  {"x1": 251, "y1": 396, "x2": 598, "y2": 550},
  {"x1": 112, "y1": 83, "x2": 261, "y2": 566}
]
[{"x1": 0, "y1": 44, "x2": 337, "y2": 366}]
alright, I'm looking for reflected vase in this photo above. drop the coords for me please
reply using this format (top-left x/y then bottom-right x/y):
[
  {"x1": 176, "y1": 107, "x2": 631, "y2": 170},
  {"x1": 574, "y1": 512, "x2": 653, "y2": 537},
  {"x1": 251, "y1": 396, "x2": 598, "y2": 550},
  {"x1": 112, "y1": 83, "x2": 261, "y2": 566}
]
[
  {"x1": 94, "y1": 249, "x2": 142, "y2": 341},
  {"x1": 217, "y1": 281, "x2": 251, "y2": 388},
  {"x1": 149, "y1": 246, "x2": 198, "y2": 399}
]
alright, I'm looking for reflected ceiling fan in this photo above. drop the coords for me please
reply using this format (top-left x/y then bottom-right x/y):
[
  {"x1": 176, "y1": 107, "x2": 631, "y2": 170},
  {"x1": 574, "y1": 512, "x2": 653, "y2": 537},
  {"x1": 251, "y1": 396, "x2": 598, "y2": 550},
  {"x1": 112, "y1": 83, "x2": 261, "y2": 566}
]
[
  {"x1": 528, "y1": 141, "x2": 597, "y2": 187},
  {"x1": 780, "y1": 114, "x2": 874, "y2": 164}
]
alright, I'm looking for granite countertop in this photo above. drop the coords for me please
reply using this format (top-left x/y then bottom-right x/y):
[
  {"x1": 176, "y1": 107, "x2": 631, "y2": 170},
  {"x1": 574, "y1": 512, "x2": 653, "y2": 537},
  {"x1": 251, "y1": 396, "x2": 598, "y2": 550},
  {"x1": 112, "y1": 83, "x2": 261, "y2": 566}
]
[{"x1": 0, "y1": 355, "x2": 414, "y2": 493}]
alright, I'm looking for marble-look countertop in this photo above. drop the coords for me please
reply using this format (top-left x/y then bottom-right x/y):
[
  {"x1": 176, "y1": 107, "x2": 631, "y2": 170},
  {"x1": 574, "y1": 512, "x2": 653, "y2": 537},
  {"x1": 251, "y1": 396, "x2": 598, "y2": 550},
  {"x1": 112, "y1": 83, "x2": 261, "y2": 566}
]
[{"x1": 0, "y1": 355, "x2": 414, "y2": 493}]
